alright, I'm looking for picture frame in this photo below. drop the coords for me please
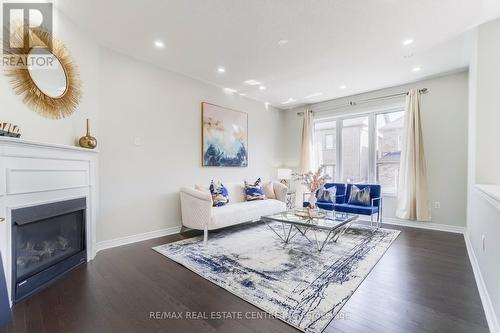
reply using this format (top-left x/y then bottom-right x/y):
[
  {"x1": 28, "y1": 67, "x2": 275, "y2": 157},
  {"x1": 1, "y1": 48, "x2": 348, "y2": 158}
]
[{"x1": 201, "y1": 102, "x2": 248, "y2": 167}]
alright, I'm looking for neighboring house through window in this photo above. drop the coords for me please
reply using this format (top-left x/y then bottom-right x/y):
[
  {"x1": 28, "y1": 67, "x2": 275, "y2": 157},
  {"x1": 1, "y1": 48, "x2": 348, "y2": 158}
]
[{"x1": 376, "y1": 111, "x2": 405, "y2": 194}]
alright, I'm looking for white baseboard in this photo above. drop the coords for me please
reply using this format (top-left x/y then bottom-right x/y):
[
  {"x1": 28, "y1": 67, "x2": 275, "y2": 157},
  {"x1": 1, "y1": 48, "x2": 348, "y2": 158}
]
[
  {"x1": 382, "y1": 217, "x2": 466, "y2": 234},
  {"x1": 95, "y1": 225, "x2": 182, "y2": 253},
  {"x1": 464, "y1": 232, "x2": 500, "y2": 333}
]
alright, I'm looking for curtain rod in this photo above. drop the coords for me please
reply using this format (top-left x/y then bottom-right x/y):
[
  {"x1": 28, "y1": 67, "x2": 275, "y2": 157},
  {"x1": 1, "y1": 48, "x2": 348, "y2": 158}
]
[{"x1": 297, "y1": 88, "x2": 428, "y2": 116}]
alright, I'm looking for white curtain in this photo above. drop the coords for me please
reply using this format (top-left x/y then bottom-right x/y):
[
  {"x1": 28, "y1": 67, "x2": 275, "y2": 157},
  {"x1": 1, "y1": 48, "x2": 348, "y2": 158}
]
[
  {"x1": 300, "y1": 109, "x2": 314, "y2": 173},
  {"x1": 396, "y1": 89, "x2": 431, "y2": 221}
]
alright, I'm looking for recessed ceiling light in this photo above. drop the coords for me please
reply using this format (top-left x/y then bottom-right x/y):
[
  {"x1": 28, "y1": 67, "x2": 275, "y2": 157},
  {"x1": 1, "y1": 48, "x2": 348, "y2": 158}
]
[
  {"x1": 217, "y1": 67, "x2": 226, "y2": 73},
  {"x1": 304, "y1": 92, "x2": 323, "y2": 99},
  {"x1": 259, "y1": 86, "x2": 266, "y2": 90},
  {"x1": 239, "y1": 93, "x2": 247, "y2": 96},
  {"x1": 412, "y1": 66, "x2": 421, "y2": 72},
  {"x1": 223, "y1": 88, "x2": 237, "y2": 94},
  {"x1": 154, "y1": 40, "x2": 165, "y2": 48},
  {"x1": 281, "y1": 98, "x2": 297, "y2": 105},
  {"x1": 277, "y1": 39, "x2": 289, "y2": 46},
  {"x1": 403, "y1": 39, "x2": 414, "y2": 46},
  {"x1": 339, "y1": 85, "x2": 347, "y2": 89},
  {"x1": 244, "y1": 79, "x2": 261, "y2": 85}
]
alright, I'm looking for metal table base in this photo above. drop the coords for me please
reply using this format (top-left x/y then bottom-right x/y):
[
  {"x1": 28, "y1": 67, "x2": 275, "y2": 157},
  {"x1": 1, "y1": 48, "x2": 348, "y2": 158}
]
[{"x1": 264, "y1": 219, "x2": 354, "y2": 252}]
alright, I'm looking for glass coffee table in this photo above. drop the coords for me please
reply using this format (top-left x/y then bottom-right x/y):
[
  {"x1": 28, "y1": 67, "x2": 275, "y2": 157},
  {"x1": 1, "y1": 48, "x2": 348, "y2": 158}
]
[{"x1": 261, "y1": 209, "x2": 358, "y2": 252}]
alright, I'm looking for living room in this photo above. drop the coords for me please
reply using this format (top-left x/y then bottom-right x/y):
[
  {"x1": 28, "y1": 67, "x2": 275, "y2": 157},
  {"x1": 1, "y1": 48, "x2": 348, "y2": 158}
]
[{"x1": 0, "y1": 1, "x2": 499, "y2": 332}]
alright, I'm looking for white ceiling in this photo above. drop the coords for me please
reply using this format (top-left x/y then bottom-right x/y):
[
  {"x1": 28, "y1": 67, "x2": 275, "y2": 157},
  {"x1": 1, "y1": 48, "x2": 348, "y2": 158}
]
[{"x1": 55, "y1": 0, "x2": 500, "y2": 109}]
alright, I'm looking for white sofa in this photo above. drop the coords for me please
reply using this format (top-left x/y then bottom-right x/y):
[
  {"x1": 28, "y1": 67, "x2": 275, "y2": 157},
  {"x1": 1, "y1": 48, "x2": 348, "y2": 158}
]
[{"x1": 180, "y1": 182, "x2": 287, "y2": 243}]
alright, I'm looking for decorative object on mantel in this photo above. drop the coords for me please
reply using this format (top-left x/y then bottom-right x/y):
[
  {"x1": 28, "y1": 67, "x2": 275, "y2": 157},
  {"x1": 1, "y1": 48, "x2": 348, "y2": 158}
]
[
  {"x1": 293, "y1": 166, "x2": 330, "y2": 210},
  {"x1": 202, "y1": 102, "x2": 248, "y2": 167},
  {"x1": 0, "y1": 122, "x2": 21, "y2": 138},
  {"x1": 78, "y1": 119, "x2": 97, "y2": 149},
  {"x1": 3, "y1": 24, "x2": 81, "y2": 119},
  {"x1": 277, "y1": 168, "x2": 292, "y2": 187}
]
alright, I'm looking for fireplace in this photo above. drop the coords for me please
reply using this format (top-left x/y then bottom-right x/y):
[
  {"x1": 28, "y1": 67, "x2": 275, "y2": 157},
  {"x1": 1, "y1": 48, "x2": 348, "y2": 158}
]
[{"x1": 11, "y1": 198, "x2": 87, "y2": 302}]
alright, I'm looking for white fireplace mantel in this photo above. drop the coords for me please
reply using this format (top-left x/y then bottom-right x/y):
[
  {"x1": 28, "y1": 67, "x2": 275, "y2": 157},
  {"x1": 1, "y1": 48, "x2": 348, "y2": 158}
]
[{"x1": 0, "y1": 137, "x2": 99, "y2": 304}]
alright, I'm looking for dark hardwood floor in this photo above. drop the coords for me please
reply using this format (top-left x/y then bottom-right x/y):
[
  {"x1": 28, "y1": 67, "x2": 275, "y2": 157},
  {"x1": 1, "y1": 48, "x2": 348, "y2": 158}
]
[{"x1": 2, "y1": 222, "x2": 489, "y2": 333}]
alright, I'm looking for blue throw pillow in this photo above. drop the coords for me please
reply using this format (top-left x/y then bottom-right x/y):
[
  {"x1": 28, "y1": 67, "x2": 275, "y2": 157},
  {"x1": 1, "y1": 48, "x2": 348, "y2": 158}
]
[
  {"x1": 209, "y1": 181, "x2": 229, "y2": 207},
  {"x1": 347, "y1": 185, "x2": 371, "y2": 206},
  {"x1": 244, "y1": 178, "x2": 265, "y2": 201},
  {"x1": 317, "y1": 186, "x2": 337, "y2": 203}
]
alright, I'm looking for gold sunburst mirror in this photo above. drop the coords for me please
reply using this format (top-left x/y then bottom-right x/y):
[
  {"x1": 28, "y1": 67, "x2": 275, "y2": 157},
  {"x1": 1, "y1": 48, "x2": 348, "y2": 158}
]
[{"x1": 4, "y1": 26, "x2": 81, "y2": 119}]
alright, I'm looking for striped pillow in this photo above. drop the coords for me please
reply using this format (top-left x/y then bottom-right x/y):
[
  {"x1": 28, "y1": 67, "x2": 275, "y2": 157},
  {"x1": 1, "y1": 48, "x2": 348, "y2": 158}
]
[
  {"x1": 209, "y1": 181, "x2": 229, "y2": 207},
  {"x1": 244, "y1": 178, "x2": 266, "y2": 201}
]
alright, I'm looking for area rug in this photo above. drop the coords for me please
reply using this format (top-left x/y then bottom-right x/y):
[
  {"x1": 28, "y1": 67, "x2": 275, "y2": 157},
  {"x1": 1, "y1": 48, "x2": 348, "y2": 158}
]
[{"x1": 153, "y1": 222, "x2": 400, "y2": 332}]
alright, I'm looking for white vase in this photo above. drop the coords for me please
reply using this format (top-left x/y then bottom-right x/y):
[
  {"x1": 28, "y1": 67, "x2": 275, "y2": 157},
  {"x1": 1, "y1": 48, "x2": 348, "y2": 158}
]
[{"x1": 308, "y1": 193, "x2": 318, "y2": 209}]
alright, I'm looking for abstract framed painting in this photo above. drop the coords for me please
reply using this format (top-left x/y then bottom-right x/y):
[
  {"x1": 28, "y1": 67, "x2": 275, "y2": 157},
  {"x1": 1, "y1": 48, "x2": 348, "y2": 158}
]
[{"x1": 202, "y1": 102, "x2": 248, "y2": 167}]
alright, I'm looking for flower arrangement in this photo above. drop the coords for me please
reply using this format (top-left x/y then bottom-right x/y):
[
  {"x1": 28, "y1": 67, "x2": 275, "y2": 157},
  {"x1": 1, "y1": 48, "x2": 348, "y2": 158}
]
[
  {"x1": 293, "y1": 166, "x2": 330, "y2": 209},
  {"x1": 293, "y1": 166, "x2": 330, "y2": 193}
]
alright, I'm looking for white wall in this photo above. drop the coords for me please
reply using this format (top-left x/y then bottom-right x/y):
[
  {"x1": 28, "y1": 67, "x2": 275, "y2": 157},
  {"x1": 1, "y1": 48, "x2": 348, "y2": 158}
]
[
  {"x1": 467, "y1": 19, "x2": 500, "y2": 332},
  {"x1": 281, "y1": 71, "x2": 469, "y2": 228},
  {"x1": 97, "y1": 48, "x2": 283, "y2": 242},
  {"x1": 0, "y1": 6, "x2": 284, "y2": 244},
  {"x1": 474, "y1": 20, "x2": 500, "y2": 185},
  {"x1": 0, "y1": 8, "x2": 99, "y2": 146}
]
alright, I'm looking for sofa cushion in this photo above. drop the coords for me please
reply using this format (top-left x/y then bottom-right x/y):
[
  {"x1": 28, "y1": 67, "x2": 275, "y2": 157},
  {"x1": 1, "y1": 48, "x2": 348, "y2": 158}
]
[
  {"x1": 195, "y1": 184, "x2": 210, "y2": 194},
  {"x1": 317, "y1": 186, "x2": 336, "y2": 203},
  {"x1": 262, "y1": 181, "x2": 276, "y2": 199},
  {"x1": 195, "y1": 184, "x2": 213, "y2": 204},
  {"x1": 209, "y1": 181, "x2": 229, "y2": 207},
  {"x1": 317, "y1": 183, "x2": 347, "y2": 204},
  {"x1": 224, "y1": 183, "x2": 246, "y2": 203},
  {"x1": 244, "y1": 178, "x2": 266, "y2": 201},
  {"x1": 347, "y1": 185, "x2": 371, "y2": 206},
  {"x1": 210, "y1": 199, "x2": 286, "y2": 229},
  {"x1": 335, "y1": 203, "x2": 379, "y2": 215},
  {"x1": 345, "y1": 184, "x2": 381, "y2": 205}
]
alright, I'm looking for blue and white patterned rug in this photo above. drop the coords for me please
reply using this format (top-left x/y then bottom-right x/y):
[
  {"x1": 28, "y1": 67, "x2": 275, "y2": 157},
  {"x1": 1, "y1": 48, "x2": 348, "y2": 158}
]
[{"x1": 153, "y1": 222, "x2": 400, "y2": 332}]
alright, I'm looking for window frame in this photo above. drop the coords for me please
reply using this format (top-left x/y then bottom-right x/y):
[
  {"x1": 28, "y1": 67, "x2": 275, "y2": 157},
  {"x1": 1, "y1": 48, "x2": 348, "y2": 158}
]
[{"x1": 313, "y1": 105, "x2": 405, "y2": 196}]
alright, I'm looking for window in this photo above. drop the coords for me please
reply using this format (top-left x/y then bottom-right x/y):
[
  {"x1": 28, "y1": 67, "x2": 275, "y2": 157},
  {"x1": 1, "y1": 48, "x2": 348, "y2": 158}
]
[
  {"x1": 376, "y1": 111, "x2": 404, "y2": 194},
  {"x1": 312, "y1": 107, "x2": 405, "y2": 195},
  {"x1": 325, "y1": 134, "x2": 334, "y2": 150},
  {"x1": 341, "y1": 116, "x2": 369, "y2": 183},
  {"x1": 313, "y1": 120, "x2": 336, "y2": 181},
  {"x1": 324, "y1": 164, "x2": 335, "y2": 180}
]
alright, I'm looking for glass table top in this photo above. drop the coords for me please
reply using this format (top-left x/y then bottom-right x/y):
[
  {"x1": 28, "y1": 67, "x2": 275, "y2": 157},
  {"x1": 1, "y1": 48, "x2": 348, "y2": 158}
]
[{"x1": 262, "y1": 209, "x2": 358, "y2": 231}]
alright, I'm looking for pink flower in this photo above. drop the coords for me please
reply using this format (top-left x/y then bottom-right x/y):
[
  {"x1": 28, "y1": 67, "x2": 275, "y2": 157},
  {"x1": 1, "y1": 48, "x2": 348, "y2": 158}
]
[{"x1": 292, "y1": 166, "x2": 330, "y2": 193}]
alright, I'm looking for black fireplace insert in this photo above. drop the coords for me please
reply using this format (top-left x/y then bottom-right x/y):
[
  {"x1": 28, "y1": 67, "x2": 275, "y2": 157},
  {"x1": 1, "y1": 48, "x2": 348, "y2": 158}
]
[{"x1": 11, "y1": 198, "x2": 87, "y2": 302}]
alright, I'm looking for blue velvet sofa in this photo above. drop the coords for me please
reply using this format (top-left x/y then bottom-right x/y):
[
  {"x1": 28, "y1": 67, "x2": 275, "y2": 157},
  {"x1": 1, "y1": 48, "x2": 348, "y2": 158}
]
[{"x1": 304, "y1": 183, "x2": 382, "y2": 228}]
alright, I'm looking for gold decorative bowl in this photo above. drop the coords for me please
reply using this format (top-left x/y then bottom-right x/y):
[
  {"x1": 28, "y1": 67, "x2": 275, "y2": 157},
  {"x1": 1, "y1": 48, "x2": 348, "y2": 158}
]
[{"x1": 294, "y1": 209, "x2": 325, "y2": 220}]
